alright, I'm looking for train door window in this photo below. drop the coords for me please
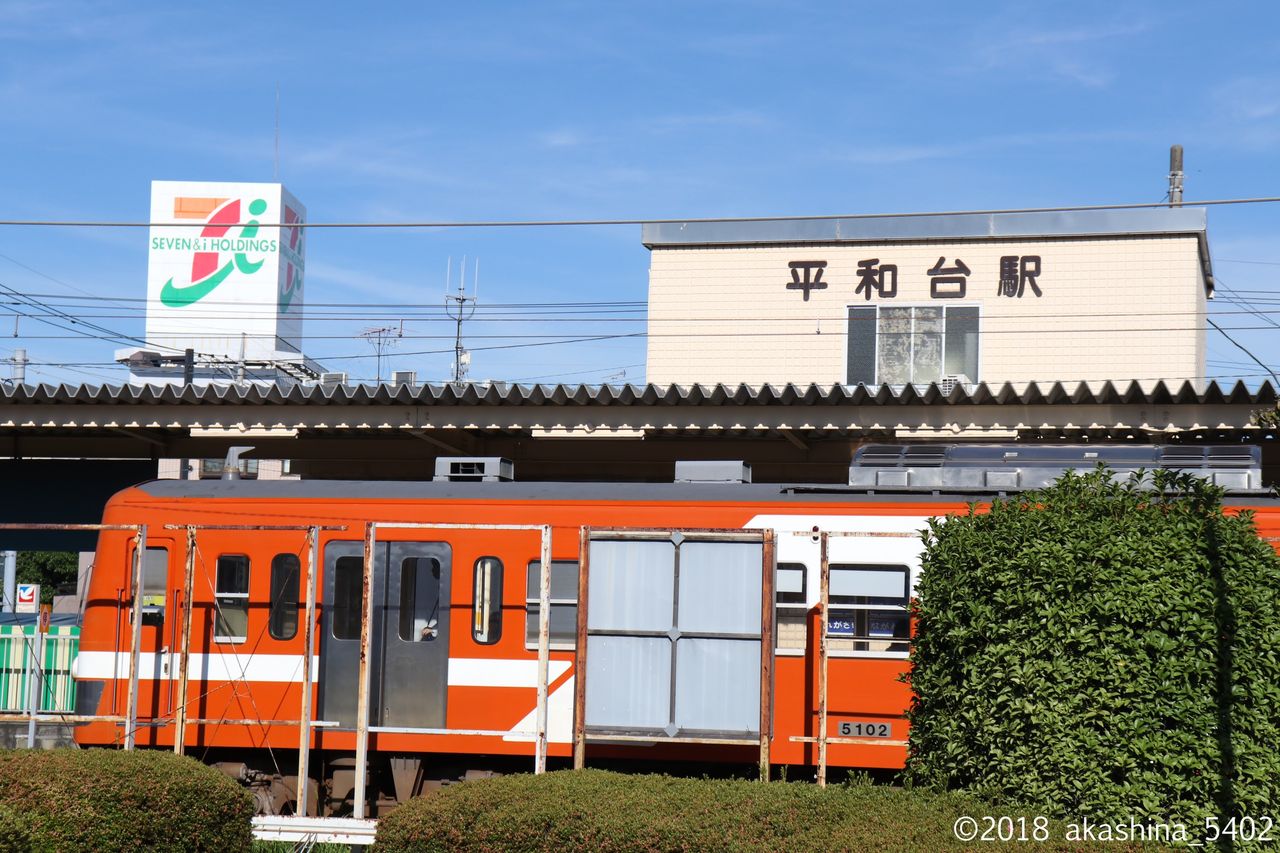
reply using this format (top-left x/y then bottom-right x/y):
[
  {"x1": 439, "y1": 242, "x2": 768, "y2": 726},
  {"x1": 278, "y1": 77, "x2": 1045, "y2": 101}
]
[
  {"x1": 398, "y1": 557, "x2": 442, "y2": 642},
  {"x1": 472, "y1": 557, "x2": 503, "y2": 644},
  {"x1": 331, "y1": 556, "x2": 363, "y2": 640},
  {"x1": 526, "y1": 560, "x2": 578, "y2": 649},
  {"x1": 140, "y1": 547, "x2": 168, "y2": 624},
  {"x1": 269, "y1": 553, "x2": 300, "y2": 640},
  {"x1": 775, "y1": 562, "x2": 808, "y2": 653},
  {"x1": 828, "y1": 563, "x2": 910, "y2": 655},
  {"x1": 214, "y1": 555, "x2": 250, "y2": 643}
]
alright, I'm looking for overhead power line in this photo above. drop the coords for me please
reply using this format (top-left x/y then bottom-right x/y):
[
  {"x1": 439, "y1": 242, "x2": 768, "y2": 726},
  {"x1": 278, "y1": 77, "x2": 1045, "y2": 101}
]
[{"x1": 2, "y1": 195, "x2": 1280, "y2": 229}]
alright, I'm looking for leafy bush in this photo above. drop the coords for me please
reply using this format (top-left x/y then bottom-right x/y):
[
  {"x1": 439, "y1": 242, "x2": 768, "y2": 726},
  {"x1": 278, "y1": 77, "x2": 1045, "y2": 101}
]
[
  {"x1": 907, "y1": 467, "x2": 1280, "y2": 823},
  {"x1": 0, "y1": 804, "x2": 31, "y2": 853},
  {"x1": 0, "y1": 748, "x2": 254, "y2": 852},
  {"x1": 374, "y1": 770, "x2": 1159, "y2": 852}
]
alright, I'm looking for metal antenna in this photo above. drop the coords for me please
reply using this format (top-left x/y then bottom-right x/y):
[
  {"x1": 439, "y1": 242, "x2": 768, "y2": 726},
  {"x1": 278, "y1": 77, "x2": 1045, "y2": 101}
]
[
  {"x1": 1168, "y1": 144, "x2": 1183, "y2": 207},
  {"x1": 360, "y1": 326, "x2": 401, "y2": 385},
  {"x1": 274, "y1": 84, "x2": 280, "y2": 181},
  {"x1": 444, "y1": 255, "x2": 478, "y2": 383}
]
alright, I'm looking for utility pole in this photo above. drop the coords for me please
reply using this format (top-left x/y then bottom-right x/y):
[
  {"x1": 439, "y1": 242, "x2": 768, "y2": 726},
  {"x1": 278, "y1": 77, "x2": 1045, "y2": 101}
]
[
  {"x1": 360, "y1": 326, "x2": 402, "y2": 385},
  {"x1": 1, "y1": 550, "x2": 14, "y2": 612},
  {"x1": 1168, "y1": 144, "x2": 1184, "y2": 207},
  {"x1": 444, "y1": 256, "x2": 478, "y2": 383},
  {"x1": 4, "y1": 348, "x2": 27, "y2": 386},
  {"x1": 179, "y1": 349, "x2": 194, "y2": 480}
]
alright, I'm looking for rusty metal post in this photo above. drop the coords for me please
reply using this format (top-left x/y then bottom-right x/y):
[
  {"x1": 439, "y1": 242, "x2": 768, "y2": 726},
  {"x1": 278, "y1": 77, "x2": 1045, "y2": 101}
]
[
  {"x1": 296, "y1": 526, "x2": 320, "y2": 816},
  {"x1": 534, "y1": 524, "x2": 552, "y2": 774},
  {"x1": 572, "y1": 526, "x2": 590, "y2": 770},
  {"x1": 173, "y1": 526, "x2": 197, "y2": 754},
  {"x1": 124, "y1": 524, "x2": 147, "y2": 751},
  {"x1": 21, "y1": 625, "x2": 35, "y2": 747},
  {"x1": 353, "y1": 522, "x2": 376, "y2": 820},
  {"x1": 817, "y1": 532, "x2": 830, "y2": 788},
  {"x1": 758, "y1": 529, "x2": 775, "y2": 781}
]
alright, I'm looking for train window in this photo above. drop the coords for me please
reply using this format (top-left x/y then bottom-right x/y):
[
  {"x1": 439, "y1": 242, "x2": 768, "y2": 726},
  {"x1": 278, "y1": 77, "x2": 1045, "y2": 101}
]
[
  {"x1": 827, "y1": 563, "x2": 910, "y2": 655},
  {"x1": 775, "y1": 562, "x2": 808, "y2": 652},
  {"x1": 331, "y1": 556, "x2": 362, "y2": 640},
  {"x1": 269, "y1": 553, "x2": 300, "y2": 640},
  {"x1": 472, "y1": 557, "x2": 503, "y2": 644},
  {"x1": 525, "y1": 560, "x2": 579, "y2": 649},
  {"x1": 214, "y1": 555, "x2": 250, "y2": 643},
  {"x1": 398, "y1": 557, "x2": 441, "y2": 643}
]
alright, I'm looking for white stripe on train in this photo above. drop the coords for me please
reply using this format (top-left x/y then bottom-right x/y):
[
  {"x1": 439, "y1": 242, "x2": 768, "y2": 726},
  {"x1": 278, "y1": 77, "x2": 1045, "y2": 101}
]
[{"x1": 72, "y1": 653, "x2": 572, "y2": 688}]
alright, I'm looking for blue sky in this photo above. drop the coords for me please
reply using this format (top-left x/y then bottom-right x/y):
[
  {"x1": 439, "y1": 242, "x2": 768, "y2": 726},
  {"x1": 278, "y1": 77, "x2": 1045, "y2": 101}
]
[{"x1": 1, "y1": 1, "x2": 1279, "y2": 387}]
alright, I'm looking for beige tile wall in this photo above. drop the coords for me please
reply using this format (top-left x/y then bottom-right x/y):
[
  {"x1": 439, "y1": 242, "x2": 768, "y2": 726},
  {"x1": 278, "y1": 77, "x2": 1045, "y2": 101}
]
[{"x1": 646, "y1": 236, "x2": 1206, "y2": 387}]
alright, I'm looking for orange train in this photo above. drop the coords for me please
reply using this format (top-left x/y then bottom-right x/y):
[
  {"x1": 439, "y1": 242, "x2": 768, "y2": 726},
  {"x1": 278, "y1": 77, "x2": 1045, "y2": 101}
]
[{"x1": 71, "y1": 448, "x2": 1275, "y2": 815}]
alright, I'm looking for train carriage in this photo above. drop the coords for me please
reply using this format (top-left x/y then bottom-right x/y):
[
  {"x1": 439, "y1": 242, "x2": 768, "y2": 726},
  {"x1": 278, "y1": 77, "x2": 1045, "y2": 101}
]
[{"x1": 70, "y1": 446, "x2": 1277, "y2": 815}]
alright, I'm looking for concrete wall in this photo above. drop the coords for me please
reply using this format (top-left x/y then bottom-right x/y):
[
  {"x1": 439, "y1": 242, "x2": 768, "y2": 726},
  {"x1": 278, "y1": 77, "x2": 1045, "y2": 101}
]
[{"x1": 647, "y1": 235, "x2": 1206, "y2": 387}]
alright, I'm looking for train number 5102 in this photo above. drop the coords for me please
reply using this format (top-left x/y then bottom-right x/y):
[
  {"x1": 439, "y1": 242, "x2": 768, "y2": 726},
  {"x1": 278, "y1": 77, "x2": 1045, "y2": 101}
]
[{"x1": 837, "y1": 721, "x2": 892, "y2": 737}]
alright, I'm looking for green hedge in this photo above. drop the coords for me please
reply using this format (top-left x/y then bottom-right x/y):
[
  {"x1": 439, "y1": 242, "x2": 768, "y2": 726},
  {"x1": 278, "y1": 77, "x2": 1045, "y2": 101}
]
[
  {"x1": 906, "y1": 468, "x2": 1280, "y2": 823},
  {"x1": 0, "y1": 804, "x2": 31, "y2": 853},
  {"x1": 0, "y1": 748, "x2": 254, "y2": 852},
  {"x1": 374, "y1": 770, "x2": 1162, "y2": 852}
]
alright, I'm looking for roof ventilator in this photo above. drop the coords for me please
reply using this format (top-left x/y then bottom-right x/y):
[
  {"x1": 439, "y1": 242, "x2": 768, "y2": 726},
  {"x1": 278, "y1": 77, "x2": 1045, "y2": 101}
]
[
  {"x1": 674, "y1": 460, "x2": 752, "y2": 484},
  {"x1": 391, "y1": 370, "x2": 417, "y2": 388},
  {"x1": 433, "y1": 457, "x2": 515, "y2": 483},
  {"x1": 848, "y1": 444, "x2": 1264, "y2": 495}
]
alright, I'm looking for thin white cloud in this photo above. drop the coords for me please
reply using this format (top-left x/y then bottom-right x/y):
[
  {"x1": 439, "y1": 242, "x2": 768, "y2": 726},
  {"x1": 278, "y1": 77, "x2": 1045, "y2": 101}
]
[
  {"x1": 537, "y1": 129, "x2": 590, "y2": 148},
  {"x1": 831, "y1": 130, "x2": 1144, "y2": 166},
  {"x1": 643, "y1": 110, "x2": 770, "y2": 133},
  {"x1": 305, "y1": 261, "x2": 426, "y2": 304},
  {"x1": 1212, "y1": 76, "x2": 1280, "y2": 122},
  {"x1": 969, "y1": 17, "x2": 1152, "y2": 88},
  {"x1": 1019, "y1": 22, "x2": 1151, "y2": 47}
]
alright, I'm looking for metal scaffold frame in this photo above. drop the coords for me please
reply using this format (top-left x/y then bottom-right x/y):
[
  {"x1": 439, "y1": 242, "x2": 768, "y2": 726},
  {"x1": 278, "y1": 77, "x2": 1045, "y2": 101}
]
[
  {"x1": 161, "y1": 523, "x2": 348, "y2": 820},
  {"x1": 570, "y1": 526, "x2": 776, "y2": 780},
  {"x1": 0, "y1": 524, "x2": 142, "y2": 738},
  {"x1": 351, "y1": 521, "x2": 555, "y2": 821},
  {"x1": 786, "y1": 530, "x2": 913, "y2": 787}
]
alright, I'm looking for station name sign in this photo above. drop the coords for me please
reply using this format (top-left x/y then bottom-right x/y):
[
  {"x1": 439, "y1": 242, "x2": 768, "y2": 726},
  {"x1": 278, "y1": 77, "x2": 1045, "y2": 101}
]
[{"x1": 786, "y1": 255, "x2": 1044, "y2": 302}]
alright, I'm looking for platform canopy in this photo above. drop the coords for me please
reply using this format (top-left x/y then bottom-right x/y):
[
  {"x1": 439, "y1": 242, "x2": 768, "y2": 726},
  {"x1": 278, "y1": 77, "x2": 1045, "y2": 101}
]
[{"x1": 0, "y1": 379, "x2": 1276, "y2": 483}]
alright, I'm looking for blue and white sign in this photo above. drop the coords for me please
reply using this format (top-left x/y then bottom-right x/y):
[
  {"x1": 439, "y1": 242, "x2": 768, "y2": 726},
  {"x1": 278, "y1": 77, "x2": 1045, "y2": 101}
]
[{"x1": 15, "y1": 584, "x2": 39, "y2": 614}]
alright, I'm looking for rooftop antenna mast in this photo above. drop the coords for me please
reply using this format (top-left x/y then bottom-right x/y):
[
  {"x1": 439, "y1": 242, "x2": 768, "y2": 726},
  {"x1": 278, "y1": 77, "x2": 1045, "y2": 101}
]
[
  {"x1": 273, "y1": 83, "x2": 280, "y2": 181},
  {"x1": 444, "y1": 255, "x2": 478, "y2": 383}
]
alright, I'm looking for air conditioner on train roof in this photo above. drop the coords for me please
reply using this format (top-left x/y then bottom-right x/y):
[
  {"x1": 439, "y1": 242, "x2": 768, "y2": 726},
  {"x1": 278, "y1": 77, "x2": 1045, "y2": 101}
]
[{"x1": 433, "y1": 457, "x2": 515, "y2": 482}]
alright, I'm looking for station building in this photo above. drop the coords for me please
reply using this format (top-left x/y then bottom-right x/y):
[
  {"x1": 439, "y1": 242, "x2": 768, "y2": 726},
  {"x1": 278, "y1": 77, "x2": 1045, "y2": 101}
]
[{"x1": 644, "y1": 208, "x2": 1212, "y2": 389}]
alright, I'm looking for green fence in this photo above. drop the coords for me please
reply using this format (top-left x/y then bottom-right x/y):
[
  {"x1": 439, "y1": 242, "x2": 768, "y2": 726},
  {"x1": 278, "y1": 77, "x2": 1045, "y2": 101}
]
[{"x1": 0, "y1": 625, "x2": 79, "y2": 712}]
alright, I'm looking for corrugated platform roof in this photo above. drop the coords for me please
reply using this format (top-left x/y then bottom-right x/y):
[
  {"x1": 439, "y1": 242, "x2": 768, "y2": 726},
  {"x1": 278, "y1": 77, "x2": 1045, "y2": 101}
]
[{"x1": 0, "y1": 379, "x2": 1274, "y2": 407}]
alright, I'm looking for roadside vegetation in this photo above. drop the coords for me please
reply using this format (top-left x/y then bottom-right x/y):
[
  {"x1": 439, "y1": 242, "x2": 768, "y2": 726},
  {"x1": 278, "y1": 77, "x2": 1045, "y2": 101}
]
[
  {"x1": 0, "y1": 748, "x2": 254, "y2": 851},
  {"x1": 907, "y1": 467, "x2": 1280, "y2": 826},
  {"x1": 374, "y1": 769, "x2": 1167, "y2": 852}
]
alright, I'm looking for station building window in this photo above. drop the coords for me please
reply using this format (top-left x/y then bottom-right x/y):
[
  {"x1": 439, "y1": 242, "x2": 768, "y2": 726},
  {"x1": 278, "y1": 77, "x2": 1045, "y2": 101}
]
[{"x1": 847, "y1": 305, "x2": 979, "y2": 386}]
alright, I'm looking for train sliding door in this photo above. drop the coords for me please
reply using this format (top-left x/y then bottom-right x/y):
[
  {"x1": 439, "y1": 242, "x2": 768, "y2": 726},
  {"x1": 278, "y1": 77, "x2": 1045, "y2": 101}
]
[{"x1": 318, "y1": 540, "x2": 452, "y2": 729}]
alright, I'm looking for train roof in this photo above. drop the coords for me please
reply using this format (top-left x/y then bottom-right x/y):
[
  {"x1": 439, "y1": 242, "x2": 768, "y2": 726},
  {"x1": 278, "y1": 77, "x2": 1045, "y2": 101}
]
[{"x1": 132, "y1": 478, "x2": 1280, "y2": 507}]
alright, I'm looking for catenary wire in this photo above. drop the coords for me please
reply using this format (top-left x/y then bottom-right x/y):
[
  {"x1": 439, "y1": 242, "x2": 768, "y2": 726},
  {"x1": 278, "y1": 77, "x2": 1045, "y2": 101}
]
[{"x1": 3, "y1": 194, "x2": 1280, "y2": 228}]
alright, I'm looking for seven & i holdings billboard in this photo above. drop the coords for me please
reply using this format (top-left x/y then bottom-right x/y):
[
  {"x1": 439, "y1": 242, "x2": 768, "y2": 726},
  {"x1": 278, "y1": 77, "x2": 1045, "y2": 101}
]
[{"x1": 145, "y1": 181, "x2": 306, "y2": 362}]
